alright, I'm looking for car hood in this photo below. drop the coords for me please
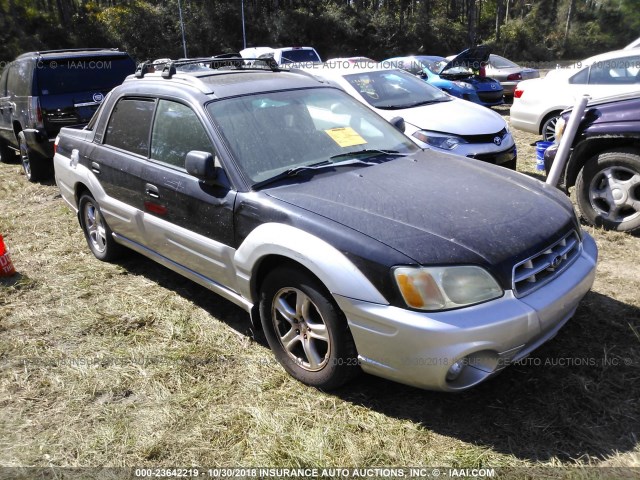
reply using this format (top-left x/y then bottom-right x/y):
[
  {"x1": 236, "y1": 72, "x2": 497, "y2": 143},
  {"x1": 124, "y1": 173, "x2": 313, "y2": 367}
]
[
  {"x1": 265, "y1": 151, "x2": 578, "y2": 287},
  {"x1": 441, "y1": 45, "x2": 490, "y2": 73},
  {"x1": 376, "y1": 98, "x2": 506, "y2": 135}
]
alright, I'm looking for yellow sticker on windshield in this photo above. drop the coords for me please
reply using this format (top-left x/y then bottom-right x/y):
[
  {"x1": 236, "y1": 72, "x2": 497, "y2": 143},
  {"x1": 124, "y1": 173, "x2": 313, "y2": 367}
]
[{"x1": 325, "y1": 127, "x2": 367, "y2": 148}]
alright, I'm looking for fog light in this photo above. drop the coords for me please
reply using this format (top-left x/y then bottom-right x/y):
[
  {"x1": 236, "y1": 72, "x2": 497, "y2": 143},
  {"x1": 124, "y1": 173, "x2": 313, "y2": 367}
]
[{"x1": 446, "y1": 358, "x2": 466, "y2": 382}]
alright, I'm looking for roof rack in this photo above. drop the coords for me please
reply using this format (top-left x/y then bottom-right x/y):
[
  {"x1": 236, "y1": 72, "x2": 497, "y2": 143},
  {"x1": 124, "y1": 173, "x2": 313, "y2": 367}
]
[
  {"x1": 32, "y1": 48, "x2": 121, "y2": 55},
  {"x1": 134, "y1": 53, "x2": 280, "y2": 79}
]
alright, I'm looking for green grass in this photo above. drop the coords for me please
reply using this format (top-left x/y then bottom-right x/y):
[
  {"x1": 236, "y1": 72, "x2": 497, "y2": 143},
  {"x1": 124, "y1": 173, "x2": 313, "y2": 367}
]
[{"x1": 0, "y1": 127, "x2": 639, "y2": 475}]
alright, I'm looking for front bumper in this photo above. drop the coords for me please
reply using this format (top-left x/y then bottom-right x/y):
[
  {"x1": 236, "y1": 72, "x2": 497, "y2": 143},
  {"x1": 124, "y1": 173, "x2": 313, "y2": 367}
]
[
  {"x1": 334, "y1": 232, "x2": 597, "y2": 391},
  {"x1": 413, "y1": 134, "x2": 517, "y2": 169}
]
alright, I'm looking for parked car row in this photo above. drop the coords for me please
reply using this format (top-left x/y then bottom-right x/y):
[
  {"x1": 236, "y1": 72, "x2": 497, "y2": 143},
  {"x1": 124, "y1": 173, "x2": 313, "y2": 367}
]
[
  {"x1": 509, "y1": 46, "x2": 640, "y2": 234},
  {"x1": 301, "y1": 63, "x2": 517, "y2": 169},
  {"x1": 49, "y1": 55, "x2": 598, "y2": 392},
  {"x1": 386, "y1": 47, "x2": 506, "y2": 107}
]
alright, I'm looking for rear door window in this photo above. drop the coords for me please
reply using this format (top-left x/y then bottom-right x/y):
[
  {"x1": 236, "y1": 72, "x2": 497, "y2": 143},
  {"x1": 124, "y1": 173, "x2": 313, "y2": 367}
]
[
  {"x1": 104, "y1": 98, "x2": 155, "y2": 156},
  {"x1": 6, "y1": 60, "x2": 33, "y2": 96},
  {"x1": 35, "y1": 56, "x2": 135, "y2": 95}
]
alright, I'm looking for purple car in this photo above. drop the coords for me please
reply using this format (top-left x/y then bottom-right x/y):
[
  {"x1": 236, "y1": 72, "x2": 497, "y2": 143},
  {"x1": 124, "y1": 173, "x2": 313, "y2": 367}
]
[{"x1": 544, "y1": 92, "x2": 640, "y2": 233}]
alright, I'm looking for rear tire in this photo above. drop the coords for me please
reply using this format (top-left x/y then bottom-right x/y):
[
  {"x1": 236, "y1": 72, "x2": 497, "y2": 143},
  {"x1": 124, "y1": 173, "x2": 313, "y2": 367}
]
[
  {"x1": 575, "y1": 149, "x2": 640, "y2": 233},
  {"x1": 541, "y1": 113, "x2": 561, "y2": 142},
  {"x1": 18, "y1": 131, "x2": 50, "y2": 182},
  {"x1": 259, "y1": 267, "x2": 360, "y2": 390},
  {"x1": 78, "y1": 193, "x2": 123, "y2": 261}
]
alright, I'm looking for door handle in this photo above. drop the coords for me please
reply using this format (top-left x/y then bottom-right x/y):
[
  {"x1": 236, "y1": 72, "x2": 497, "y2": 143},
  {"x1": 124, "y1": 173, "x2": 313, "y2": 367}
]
[
  {"x1": 145, "y1": 183, "x2": 159, "y2": 198},
  {"x1": 91, "y1": 161, "x2": 100, "y2": 174}
]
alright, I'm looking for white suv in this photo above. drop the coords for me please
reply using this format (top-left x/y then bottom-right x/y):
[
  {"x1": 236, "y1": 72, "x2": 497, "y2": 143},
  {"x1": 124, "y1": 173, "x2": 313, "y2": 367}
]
[{"x1": 510, "y1": 49, "x2": 640, "y2": 141}]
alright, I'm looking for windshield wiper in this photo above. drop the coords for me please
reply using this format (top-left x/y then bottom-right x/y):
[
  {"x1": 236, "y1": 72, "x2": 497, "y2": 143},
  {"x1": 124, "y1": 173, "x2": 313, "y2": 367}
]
[
  {"x1": 409, "y1": 98, "x2": 450, "y2": 107},
  {"x1": 251, "y1": 161, "x2": 333, "y2": 190},
  {"x1": 329, "y1": 149, "x2": 408, "y2": 162},
  {"x1": 252, "y1": 152, "x2": 408, "y2": 190}
]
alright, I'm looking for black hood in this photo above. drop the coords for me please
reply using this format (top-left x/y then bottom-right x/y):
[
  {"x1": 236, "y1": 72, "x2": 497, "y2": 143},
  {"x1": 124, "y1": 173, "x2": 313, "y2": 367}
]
[
  {"x1": 265, "y1": 151, "x2": 578, "y2": 288},
  {"x1": 441, "y1": 45, "x2": 491, "y2": 73}
]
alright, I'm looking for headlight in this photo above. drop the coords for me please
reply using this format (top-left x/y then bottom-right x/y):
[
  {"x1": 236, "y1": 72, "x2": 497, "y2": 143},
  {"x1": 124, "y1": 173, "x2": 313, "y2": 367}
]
[
  {"x1": 555, "y1": 117, "x2": 566, "y2": 143},
  {"x1": 393, "y1": 266, "x2": 503, "y2": 311},
  {"x1": 453, "y1": 81, "x2": 475, "y2": 90},
  {"x1": 412, "y1": 130, "x2": 468, "y2": 150}
]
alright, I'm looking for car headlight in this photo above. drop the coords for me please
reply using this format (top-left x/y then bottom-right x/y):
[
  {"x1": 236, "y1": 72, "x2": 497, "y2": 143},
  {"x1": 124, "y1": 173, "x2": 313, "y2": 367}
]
[
  {"x1": 394, "y1": 266, "x2": 503, "y2": 311},
  {"x1": 412, "y1": 130, "x2": 468, "y2": 150},
  {"x1": 453, "y1": 81, "x2": 475, "y2": 90},
  {"x1": 555, "y1": 117, "x2": 566, "y2": 143}
]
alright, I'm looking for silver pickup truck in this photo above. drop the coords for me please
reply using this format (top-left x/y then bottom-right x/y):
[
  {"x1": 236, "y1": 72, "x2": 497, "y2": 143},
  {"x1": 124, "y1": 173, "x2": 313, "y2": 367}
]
[{"x1": 54, "y1": 58, "x2": 598, "y2": 392}]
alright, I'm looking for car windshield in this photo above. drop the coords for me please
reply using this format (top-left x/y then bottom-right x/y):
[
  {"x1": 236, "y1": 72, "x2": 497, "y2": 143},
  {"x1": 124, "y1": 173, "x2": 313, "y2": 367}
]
[
  {"x1": 343, "y1": 69, "x2": 450, "y2": 109},
  {"x1": 207, "y1": 87, "x2": 418, "y2": 185},
  {"x1": 417, "y1": 57, "x2": 449, "y2": 75},
  {"x1": 489, "y1": 55, "x2": 518, "y2": 69},
  {"x1": 36, "y1": 56, "x2": 135, "y2": 95},
  {"x1": 280, "y1": 49, "x2": 321, "y2": 64}
]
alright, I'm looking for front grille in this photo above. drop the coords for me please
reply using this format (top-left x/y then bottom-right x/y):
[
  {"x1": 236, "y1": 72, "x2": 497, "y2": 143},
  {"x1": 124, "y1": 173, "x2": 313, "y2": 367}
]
[
  {"x1": 460, "y1": 128, "x2": 507, "y2": 144},
  {"x1": 467, "y1": 144, "x2": 516, "y2": 166},
  {"x1": 477, "y1": 91, "x2": 503, "y2": 103},
  {"x1": 512, "y1": 230, "x2": 581, "y2": 297}
]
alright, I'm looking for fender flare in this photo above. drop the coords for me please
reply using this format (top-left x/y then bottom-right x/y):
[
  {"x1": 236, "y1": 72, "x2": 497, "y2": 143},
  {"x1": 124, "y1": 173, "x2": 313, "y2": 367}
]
[{"x1": 234, "y1": 223, "x2": 388, "y2": 305}]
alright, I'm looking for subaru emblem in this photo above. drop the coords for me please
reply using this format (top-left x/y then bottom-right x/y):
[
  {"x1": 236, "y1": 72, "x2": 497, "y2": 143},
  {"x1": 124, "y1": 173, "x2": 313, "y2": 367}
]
[
  {"x1": 551, "y1": 255, "x2": 563, "y2": 269},
  {"x1": 490, "y1": 84, "x2": 497, "y2": 89},
  {"x1": 93, "y1": 92, "x2": 104, "y2": 103},
  {"x1": 493, "y1": 136, "x2": 502, "y2": 146}
]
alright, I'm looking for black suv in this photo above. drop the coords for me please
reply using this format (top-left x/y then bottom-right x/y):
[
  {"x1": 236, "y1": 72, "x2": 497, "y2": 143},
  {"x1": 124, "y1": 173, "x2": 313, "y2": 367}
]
[
  {"x1": 544, "y1": 92, "x2": 640, "y2": 233},
  {"x1": 53, "y1": 58, "x2": 596, "y2": 392},
  {"x1": 0, "y1": 48, "x2": 135, "y2": 181}
]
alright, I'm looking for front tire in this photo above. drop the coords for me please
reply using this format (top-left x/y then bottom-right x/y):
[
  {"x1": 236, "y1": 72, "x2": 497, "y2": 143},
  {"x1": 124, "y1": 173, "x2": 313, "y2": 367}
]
[
  {"x1": 259, "y1": 267, "x2": 359, "y2": 390},
  {"x1": 78, "y1": 194, "x2": 123, "y2": 261},
  {"x1": 575, "y1": 149, "x2": 640, "y2": 233}
]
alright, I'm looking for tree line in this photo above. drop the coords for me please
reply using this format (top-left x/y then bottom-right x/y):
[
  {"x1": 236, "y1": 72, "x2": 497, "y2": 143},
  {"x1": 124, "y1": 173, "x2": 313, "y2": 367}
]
[{"x1": 1, "y1": 0, "x2": 638, "y2": 64}]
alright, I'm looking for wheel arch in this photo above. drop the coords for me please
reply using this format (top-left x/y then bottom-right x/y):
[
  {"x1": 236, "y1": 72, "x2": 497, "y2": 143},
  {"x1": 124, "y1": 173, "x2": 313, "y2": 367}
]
[
  {"x1": 234, "y1": 223, "x2": 388, "y2": 326},
  {"x1": 71, "y1": 183, "x2": 98, "y2": 229},
  {"x1": 565, "y1": 138, "x2": 640, "y2": 188}
]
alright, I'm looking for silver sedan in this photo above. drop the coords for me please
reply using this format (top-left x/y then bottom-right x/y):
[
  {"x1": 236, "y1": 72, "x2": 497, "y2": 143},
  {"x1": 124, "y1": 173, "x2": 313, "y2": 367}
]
[{"x1": 486, "y1": 54, "x2": 539, "y2": 97}]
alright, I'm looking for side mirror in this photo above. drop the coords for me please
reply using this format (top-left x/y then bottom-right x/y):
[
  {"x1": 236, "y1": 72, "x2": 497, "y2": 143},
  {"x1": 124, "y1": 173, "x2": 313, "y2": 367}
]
[
  {"x1": 389, "y1": 116, "x2": 405, "y2": 133},
  {"x1": 185, "y1": 150, "x2": 218, "y2": 183}
]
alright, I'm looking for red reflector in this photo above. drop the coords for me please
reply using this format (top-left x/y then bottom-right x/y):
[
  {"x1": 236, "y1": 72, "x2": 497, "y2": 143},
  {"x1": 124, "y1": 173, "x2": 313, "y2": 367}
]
[
  {"x1": 514, "y1": 88, "x2": 524, "y2": 99},
  {"x1": 507, "y1": 73, "x2": 522, "y2": 81},
  {"x1": 54, "y1": 136, "x2": 59, "y2": 155},
  {"x1": 479, "y1": 66, "x2": 486, "y2": 77},
  {"x1": 144, "y1": 201, "x2": 167, "y2": 215}
]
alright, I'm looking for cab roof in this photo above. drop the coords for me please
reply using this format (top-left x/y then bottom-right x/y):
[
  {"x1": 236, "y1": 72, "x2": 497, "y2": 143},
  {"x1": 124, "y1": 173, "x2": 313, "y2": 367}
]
[{"x1": 123, "y1": 67, "x2": 329, "y2": 98}]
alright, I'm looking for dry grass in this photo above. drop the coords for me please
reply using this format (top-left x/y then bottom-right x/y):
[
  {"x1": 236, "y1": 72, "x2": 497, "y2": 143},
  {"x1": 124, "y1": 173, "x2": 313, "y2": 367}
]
[{"x1": 0, "y1": 110, "x2": 639, "y2": 475}]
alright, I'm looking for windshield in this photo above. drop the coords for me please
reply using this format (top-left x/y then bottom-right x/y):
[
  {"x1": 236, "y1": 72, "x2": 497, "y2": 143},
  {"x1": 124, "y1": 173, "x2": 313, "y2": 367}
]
[
  {"x1": 280, "y1": 49, "x2": 321, "y2": 64},
  {"x1": 343, "y1": 69, "x2": 450, "y2": 109},
  {"x1": 416, "y1": 57, "x2": 449, "y2": 75},
  {"x1": 489, "y1": 55, "x2": 518, "y2": 69},
  {"x1": 36, "y1": 56, "x2": 135, "y2": 95},
  {"x1": 207, "y1": 88, "x2": 418, "y2": 185}
]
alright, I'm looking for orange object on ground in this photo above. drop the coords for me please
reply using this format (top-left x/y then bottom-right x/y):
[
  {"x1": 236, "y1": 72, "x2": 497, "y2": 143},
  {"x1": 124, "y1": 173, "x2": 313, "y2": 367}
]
[{"x1": 0, "y1": 235, "x2": 16, "y2": 277}]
